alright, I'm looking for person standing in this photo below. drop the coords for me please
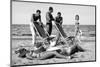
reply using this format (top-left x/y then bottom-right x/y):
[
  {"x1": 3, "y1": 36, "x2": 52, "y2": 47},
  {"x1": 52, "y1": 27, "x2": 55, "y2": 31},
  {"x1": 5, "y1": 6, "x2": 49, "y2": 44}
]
[
  {"x1": 75, "y1": 15, "x2": 82, "y2": 43},
  {"x1": 55, "y1": 12, "x2": 63, "y2": 45},
  {"x1": 46, "y1": 7, "x2": 54, "y2": 36},
  {"x1": 30, "y1": 10, "x2": 43, "y2": 46}
]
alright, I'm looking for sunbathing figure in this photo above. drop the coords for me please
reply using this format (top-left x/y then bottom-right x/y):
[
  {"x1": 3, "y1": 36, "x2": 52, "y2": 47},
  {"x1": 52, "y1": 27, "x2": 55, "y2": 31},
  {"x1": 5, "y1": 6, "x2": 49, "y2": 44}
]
[
  {"x1": 15, "y1": 42, "x2": 68, "y2": 60},
  {"x1": 15, "y1": 44, "x2": 30, "y2": 58},
  {"x1": 26, "y1": 37, "x2": 84, "y2": 60},
  {"x1": 15, "y1": 38, "x2": 84, "y2": 60},
  {"x1": 15, "y1": 31, "x2": 84, "y2": 60},
  {"x1": 15, "y1": 14, "x2": 84, "y2": 60}
]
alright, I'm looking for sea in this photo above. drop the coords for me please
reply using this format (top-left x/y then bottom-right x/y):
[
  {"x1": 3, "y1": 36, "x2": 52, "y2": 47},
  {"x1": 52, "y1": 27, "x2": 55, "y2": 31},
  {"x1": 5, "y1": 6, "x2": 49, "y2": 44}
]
[{"x1": 11, "y1": 24, "x2": 95, "y2": 37}]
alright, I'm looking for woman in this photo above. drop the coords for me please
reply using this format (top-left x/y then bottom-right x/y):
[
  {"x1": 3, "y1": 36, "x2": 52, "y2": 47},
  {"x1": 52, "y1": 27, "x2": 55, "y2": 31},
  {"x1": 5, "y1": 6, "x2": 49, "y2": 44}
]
[
  {"x1": 26, "y1": 37, "x2": 84, "y2": 60},
  {"x1": 75, "y1": 15, "x2": 82, "y2": 43}
]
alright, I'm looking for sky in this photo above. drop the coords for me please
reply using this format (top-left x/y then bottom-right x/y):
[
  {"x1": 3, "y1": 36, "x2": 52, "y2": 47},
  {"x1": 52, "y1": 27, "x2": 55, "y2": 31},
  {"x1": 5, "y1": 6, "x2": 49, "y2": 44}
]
[{"x1": 12, "y1": 1, "x2": 95, "y2": 25}]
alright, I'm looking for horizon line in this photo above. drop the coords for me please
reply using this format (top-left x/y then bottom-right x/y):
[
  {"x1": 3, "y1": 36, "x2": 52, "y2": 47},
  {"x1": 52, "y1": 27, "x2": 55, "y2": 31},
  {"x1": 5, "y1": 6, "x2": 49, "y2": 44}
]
[{"x1": 12, "y1": 24, "x2": 95, "y2": 25}]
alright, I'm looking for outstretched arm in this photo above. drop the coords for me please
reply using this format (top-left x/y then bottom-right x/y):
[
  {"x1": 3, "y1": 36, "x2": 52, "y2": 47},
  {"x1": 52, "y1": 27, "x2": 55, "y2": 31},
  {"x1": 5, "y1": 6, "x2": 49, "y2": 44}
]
[
  {"x1": 31, "y1": 14, "x2": 35, "y2": 22},
  {"x1": 39, "y1": 15, "x2": 42, "y2": 22},
  {"x1": 31, "y1": 15, "x2": 33, "y2": 22},
  {"x1": 39, "y1": 15, "x2": 44, "y2": 26},
  {"x1": 50, "y1": 14, "x2": 55, "y2": 21}
]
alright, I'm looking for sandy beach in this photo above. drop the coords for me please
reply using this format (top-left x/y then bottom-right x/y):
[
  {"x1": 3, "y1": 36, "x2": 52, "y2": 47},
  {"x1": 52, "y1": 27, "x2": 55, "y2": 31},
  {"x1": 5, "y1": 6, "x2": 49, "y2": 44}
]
[
  {"x1": 11, "y1": 36, "x2": 95, "y2": 66},
  {"x1": 11, "y1": 25, "x2": 96, "y2": 66}
]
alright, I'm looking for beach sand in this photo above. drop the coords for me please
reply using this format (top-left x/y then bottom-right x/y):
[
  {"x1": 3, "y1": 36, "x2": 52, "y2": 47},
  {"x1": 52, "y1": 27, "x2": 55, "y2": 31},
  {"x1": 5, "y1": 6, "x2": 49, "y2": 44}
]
[
  {"x1": 11, "y1": 25, "x2": 96, "y2": 66},
  {"x1": 11, "y1": 37, "x2": 95, "y2": 66}
]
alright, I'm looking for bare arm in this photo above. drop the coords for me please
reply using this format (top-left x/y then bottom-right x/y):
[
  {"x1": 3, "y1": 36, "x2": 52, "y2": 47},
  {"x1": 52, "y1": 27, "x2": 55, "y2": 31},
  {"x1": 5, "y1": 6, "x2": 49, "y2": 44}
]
[
  {"x1": 39, "y1": 15, "x2": 44, "y2": 26},
  {"x1": 31, "y1": 14, "x2": 34, "y2": 22},
  {"x1": 51, "y1": 15, "x2": 55, "y2": 21},
  {"x1": 46, "y1": 12, "x2": 50, "y2": 21},
  {"x1": 39, "y1": 15, "x2": 42, "y2": 22}
]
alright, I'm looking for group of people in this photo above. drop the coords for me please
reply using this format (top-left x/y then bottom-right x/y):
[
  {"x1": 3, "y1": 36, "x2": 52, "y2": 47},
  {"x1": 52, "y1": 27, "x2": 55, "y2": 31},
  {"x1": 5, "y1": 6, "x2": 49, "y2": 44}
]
[
  {"x1": 15, "y1": 7, "x2": 83, "y2": 60},
  {"x1": 30, "y1": 7, "x2": 63, "y2": 46}
]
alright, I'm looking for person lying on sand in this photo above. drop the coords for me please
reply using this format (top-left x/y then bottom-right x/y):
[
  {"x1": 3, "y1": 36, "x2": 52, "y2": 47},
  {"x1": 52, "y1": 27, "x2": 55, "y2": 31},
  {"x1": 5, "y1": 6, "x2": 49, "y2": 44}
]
[
  {"x1": 15, "y1": 35, "x2": 84, "y2": 60},
  {"x1": 15, "y1": 44, "x2": 30, "y2": 58},
  {"x1": 27, "y1": 43, "x2": 69, "y2": 60},
  {"x1": 26, "y1": 37, "x2": 84, "y2": 60},
  {"x1": 15, "y1": 42, "x2": 68, "y2": 60}
]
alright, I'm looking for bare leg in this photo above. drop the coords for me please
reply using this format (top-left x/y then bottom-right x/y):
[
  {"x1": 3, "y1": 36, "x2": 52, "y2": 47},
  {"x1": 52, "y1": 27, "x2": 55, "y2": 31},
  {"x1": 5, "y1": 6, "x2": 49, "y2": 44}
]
[
  {"x1": 30, "y1": 22, "x2": 35, "y2": 45},
  {"x1": 55, "y1": 33, "x2": 61, "y2": 46},
  {"x1": 30, "y1": 22, "x2": 37, "y2": 46},
  {"x1": 37, "y1": 51, "x2": 67, "y2": 60}
]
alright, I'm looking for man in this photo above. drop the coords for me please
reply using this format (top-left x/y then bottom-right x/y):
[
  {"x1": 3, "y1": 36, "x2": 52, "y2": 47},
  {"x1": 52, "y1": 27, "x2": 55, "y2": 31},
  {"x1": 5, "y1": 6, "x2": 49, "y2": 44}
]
[
  {"x1": 55, "y1": 12, "x2": 63, "y2": 45},
  {"x1": 46, "y1": 7, "x2": 54, "y2": 36},
  {"x1": 30, "y1": 10, "x2": 43, "y2": 46}
]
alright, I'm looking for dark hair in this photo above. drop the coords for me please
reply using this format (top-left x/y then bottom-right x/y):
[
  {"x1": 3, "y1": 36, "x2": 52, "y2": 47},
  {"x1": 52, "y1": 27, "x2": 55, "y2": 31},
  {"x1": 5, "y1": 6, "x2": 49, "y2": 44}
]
[
  {"x1": 57, "y1": 12, "x2": 61, "y2": 15},
  {"x1": 36, "y1": 10, "x2": 41, "y2": 13},
  {"x1": 35, "y1": 42, "x2": 43, "y2": 48},
  {"x1": 49, "y1": 7, "x2": 53, "y2": 10},
  {"x1": 75, "y1": 15, "x2": 79, "y2": 20},
  {"x1": 76, "y1": 22, "x2": 80, "y2": 25},
  {"x1": 77, "y1": 23, "x2": 79, "y2": 24}
]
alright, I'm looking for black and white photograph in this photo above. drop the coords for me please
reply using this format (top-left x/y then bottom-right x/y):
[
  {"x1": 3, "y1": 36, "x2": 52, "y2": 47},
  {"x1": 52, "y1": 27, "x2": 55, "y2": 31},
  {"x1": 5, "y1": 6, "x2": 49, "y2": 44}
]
[{"x1": 11, "y1": 0, "x2": 96, "y2": 66}]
